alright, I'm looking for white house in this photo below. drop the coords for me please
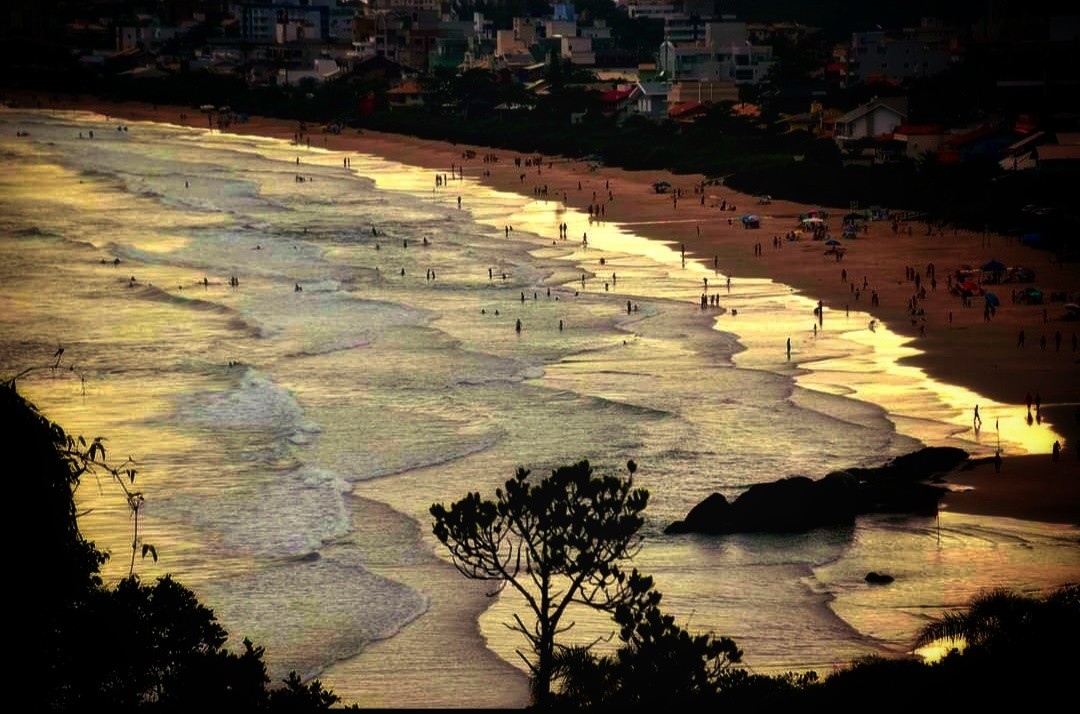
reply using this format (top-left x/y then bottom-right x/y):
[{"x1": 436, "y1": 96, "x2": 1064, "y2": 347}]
[
  {"x1": 833, "y1": 99, "x2": 907, "y2": 145},
  {"x1": 635, "y1": 81, "x2": 670, "y2": 119}
]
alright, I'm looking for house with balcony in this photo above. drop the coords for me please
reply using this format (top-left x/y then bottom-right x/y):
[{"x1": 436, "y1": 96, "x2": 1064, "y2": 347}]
[
  {"x1": 240, "y1": 3, "x2": 331, "y2": 44},
  {"x1": 657, "y1": 20, "x2": 773, "y2": 84},
  {"x1": 669, "y1": 79, "x2": 738, "y2": 104}
]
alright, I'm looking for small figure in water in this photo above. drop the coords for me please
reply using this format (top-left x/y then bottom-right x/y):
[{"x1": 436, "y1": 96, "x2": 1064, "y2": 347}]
[{"x1": 515, "y1": 318, "x2": 522, "y2": 334}]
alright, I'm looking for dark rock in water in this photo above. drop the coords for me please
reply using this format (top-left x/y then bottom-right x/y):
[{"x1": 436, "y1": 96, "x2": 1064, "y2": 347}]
[
  {"x1": 665, "y1": 446, "x2": 968, "y2": 535},
  {"x1": 865, "y1": 572, "x2": 895, "y2": 585}
]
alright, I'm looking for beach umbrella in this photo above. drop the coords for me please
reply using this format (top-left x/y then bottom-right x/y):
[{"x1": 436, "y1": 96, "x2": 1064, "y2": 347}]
[
  {"x1": 824, "y1": 238, "x2": 841, "y2": 246},
  {"x1": 984, "y1": 291, "x2": 1000, "y2": 307},
  {"x1": 981, "y1": 259, "x2": 1007, "y2": 272}
]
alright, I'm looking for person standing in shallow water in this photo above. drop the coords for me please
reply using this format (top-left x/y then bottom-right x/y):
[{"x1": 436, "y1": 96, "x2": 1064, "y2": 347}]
[{"x1": 515, "y1": 318, "x2": 522, "y2": 334}]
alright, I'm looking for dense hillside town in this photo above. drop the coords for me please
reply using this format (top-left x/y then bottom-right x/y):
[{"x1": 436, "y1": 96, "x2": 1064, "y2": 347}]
[{"x1": 3, "y1": 1, "x2": 1078, "y2": 248}]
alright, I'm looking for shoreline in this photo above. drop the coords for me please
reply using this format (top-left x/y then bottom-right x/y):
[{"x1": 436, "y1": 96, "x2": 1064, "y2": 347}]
[{"x1": 9, "y1": 94, "x2": 1078, "y2": 527}]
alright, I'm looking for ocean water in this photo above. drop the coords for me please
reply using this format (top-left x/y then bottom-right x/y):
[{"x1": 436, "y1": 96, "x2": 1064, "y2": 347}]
[{"x1": 2, "y1": 108, "x2": 1076, "y2": 708}]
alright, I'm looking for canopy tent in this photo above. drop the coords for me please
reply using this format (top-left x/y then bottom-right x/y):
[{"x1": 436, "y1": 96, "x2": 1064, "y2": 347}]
[
  {"x1": 801, "y1": 217, "x2": 825, "y2": 225},
  {"x1": 981, "y1": 259, "x2": 1007, "y2": 272},
  {"x1": 843, "y1": 212, "x2": 867, "y2": 222},
  {"x1": 824, "y1": 238, "x2": 841, "y2": 246}
]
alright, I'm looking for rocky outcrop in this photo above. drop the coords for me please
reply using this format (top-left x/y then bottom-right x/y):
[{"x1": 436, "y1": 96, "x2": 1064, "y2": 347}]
[{"x1": 665, "y1": 446, "x2": 968, "y2": 535}]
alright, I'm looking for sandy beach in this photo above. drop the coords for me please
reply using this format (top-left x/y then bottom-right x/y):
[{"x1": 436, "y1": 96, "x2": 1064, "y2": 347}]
[{"x1": 11, "y1": 92, "x2": 1078, "y2": 528}]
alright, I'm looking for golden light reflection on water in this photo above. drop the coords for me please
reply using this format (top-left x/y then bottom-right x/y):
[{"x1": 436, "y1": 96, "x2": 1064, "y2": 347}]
[
  {"x1": 427, "y1": 179, "x2": 1065, "y2": 458},
  {"x1": 815, "y1": 320, "x2": 1062, "y2": 456}
]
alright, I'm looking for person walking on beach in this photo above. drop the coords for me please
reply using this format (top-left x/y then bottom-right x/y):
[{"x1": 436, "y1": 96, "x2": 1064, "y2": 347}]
[
  {"x1": 786, "y1": 337, "x2": 791, "y2": 360},
  {"x1": 515, "y1": 318, "x2": 522, "y2": 334},
  {"x1": 974, "y1": 404, "x2": 982, "y2": 429}
]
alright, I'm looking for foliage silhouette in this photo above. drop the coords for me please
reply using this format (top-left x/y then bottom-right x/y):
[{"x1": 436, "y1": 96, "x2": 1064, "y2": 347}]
[
  {"x1": 430, "y1": 459, "x2": 654, "y2": 707},
  {"x1": 4, "y1": 373, "x2": 348, "y2": 710}
]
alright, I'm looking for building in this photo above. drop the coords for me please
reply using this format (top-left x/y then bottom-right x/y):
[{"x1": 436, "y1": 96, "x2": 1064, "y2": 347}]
[
  {"x1": 833, "y1": 98, "x2": 908, "y2": 146},
  {"x1": 849, "y1": 26, "x2": 954, "y2": 85}
]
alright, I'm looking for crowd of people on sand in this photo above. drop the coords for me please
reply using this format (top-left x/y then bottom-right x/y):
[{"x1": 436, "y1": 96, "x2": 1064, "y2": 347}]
[
  {"x1": 450, "y1": 148, "x2": 1080, "y2": 466},
  {"x1": 207, "y1": 138, "x2": 1077, "y2": 461}
]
